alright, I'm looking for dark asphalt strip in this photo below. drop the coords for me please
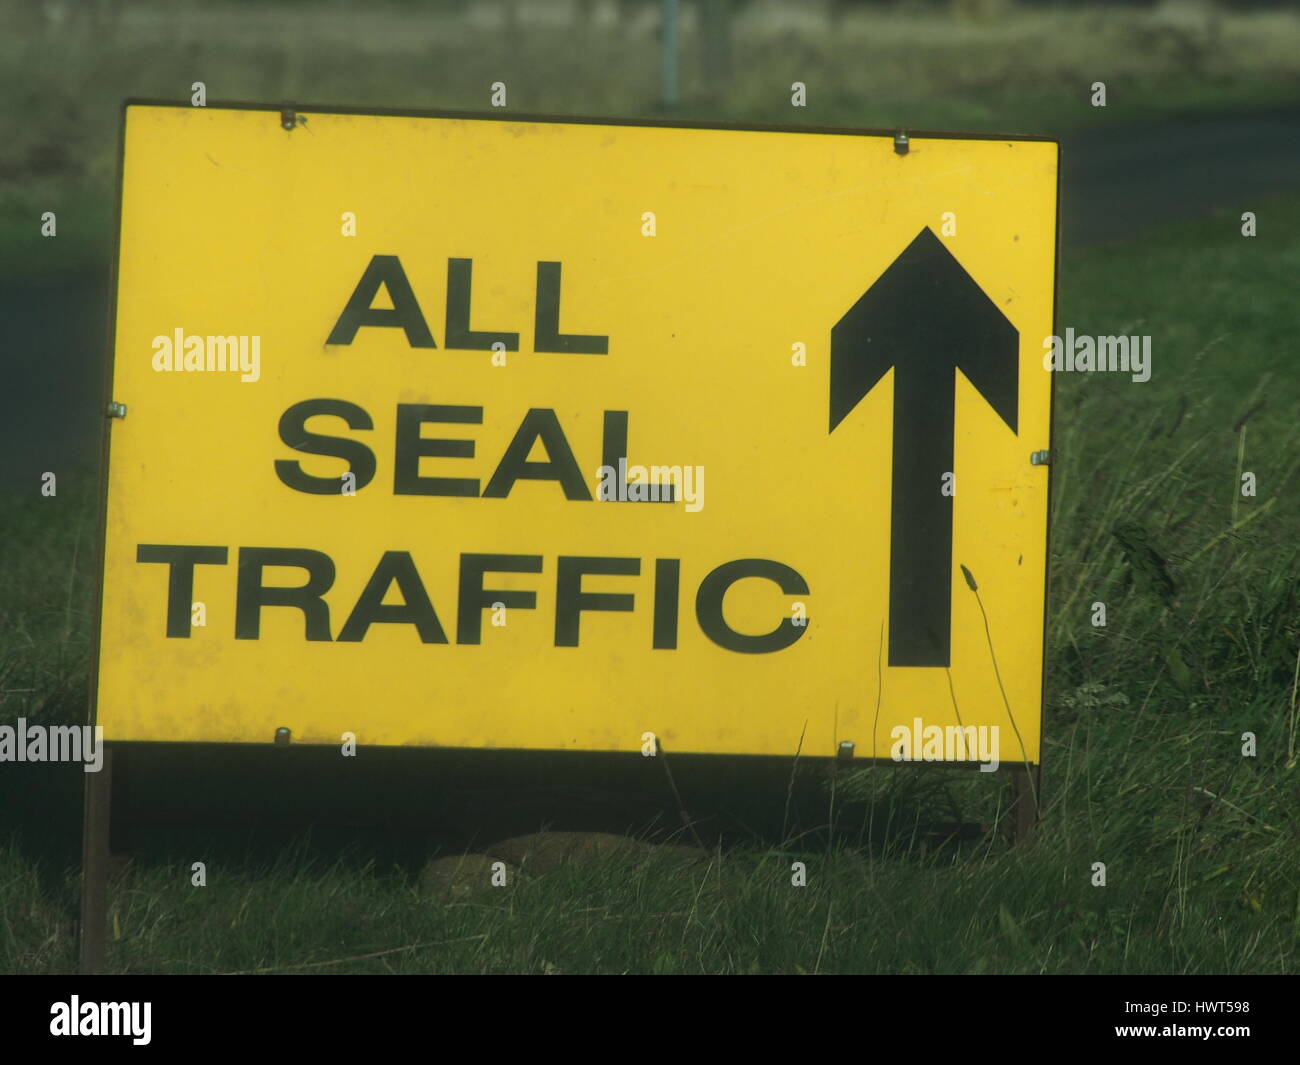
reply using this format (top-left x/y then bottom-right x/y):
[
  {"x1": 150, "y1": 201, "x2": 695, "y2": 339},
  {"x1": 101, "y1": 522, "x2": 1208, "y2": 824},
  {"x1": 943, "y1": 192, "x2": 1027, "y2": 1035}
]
[{"x1": 1059, "y1": 107, "x2": 1300, "y2": 246}]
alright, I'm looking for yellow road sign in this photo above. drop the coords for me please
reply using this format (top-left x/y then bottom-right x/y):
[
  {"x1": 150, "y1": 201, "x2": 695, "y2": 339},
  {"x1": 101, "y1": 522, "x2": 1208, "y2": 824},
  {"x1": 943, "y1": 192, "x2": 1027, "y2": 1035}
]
[{"x1": 95, "y1": 103, "x2": 1057, "y2": 763}]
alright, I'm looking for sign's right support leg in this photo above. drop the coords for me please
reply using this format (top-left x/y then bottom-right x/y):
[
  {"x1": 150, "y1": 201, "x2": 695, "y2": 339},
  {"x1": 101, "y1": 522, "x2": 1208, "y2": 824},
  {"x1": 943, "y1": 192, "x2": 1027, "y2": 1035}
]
[
  {"x1": 79, "y1": 744, "x2": 114, "y2": 974},
  {"x1": 1009, "y1": 763, "x2": 1040, "y2": 844}
]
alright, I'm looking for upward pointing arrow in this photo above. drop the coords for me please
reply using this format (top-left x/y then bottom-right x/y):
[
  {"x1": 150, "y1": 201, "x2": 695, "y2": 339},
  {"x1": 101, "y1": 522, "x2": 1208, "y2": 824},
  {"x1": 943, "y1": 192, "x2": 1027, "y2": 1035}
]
[{"x1": 830, "y1": 227, "x2": 1019, "y2": 668}]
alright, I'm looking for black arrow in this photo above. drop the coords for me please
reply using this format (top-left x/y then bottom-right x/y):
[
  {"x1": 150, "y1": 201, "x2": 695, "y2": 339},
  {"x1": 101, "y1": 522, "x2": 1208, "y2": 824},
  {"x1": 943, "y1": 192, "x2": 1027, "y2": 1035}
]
[{"x1": 830, "y1": 227, "x2": 1018, "y2": 668}]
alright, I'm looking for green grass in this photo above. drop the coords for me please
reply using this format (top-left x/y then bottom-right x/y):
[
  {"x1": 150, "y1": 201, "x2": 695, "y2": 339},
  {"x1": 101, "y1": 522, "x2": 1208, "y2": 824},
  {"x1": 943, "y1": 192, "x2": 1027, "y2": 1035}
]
[
  {"x1": 0, "y1": 474, "x2": 98, "y2": 732},
  {"x1": 5, "y1": 827, "x2": 1290, "y2": 975},
  {"x1": 2, "y1": 181, "x2": 1298, "y2": 973}
]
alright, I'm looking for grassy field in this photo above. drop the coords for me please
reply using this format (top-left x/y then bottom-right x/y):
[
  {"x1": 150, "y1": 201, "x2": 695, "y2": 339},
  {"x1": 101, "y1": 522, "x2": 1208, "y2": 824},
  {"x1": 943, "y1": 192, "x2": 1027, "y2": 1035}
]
[{"x1": 2, "y1": 184, "x2": 1297, "y2": 974}]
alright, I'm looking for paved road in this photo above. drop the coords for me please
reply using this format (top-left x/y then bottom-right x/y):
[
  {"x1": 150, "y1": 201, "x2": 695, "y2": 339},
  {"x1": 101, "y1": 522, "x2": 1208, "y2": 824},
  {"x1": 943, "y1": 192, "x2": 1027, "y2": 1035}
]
[
  {"x1": 1059, "y1": 107, "x2": 1300, "y2": 245},
  {"x1": 2, "y1": 109, "x2": 1297, "y2": 494}
]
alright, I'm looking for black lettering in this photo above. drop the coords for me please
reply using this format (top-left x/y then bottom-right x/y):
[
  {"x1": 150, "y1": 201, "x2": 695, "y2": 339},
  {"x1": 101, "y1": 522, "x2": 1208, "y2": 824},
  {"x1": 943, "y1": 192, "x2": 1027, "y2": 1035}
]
[
  {"x1": 236, "y1": 547, "x2": 335, "y2": 640},
  {"x1": 555, "y1": 556, "x2": 639, "y2": 647},
  {"x1": 326, "y1": 254, "x2": 436, "y2": 348},
  {"x1": 456, "y1": 553, "x2": 543, "y2": 644},
  {"x1": 601, "y1": 410, "x2": 674, "y2": 503},
  {"x1": 136, "y1": 544, "x2": 229, "y2": 637},
  {"x1": 482, "y1": 408, "x2": 592, "y2": 500},
  {"x1": 652, "y1": 558, "x2": 680, "y2": 649},
  {"x1": 338, "y1": 551, "x2": 447, "y2": 643},
  {"x1": 394, "y1": 404, "x2": 482, "y2": 497},
  {"x1": 444, "y1": 258, "x2": 520, "y2": 352},
  {"x1": 275, "y1": 399, "x2": 377, "y2": 495},
  {"x1": 695, "y1": 559, "x2": 809, "y2": 654},
  {"x1": 534, "y1": 262, "x2": 608, "y2": 354}
]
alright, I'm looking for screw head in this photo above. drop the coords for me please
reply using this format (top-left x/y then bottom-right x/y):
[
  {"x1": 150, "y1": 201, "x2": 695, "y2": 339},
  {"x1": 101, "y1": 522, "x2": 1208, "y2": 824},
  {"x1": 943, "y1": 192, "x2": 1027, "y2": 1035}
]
[
  {"x1": 106, "y1": 401, "x2": 127, "y2": 419},
  {"x1": 893, "y1": 131, "x2": 909, "y2": 155},
  {"x1": 274, "y1": 727, "x2": 291, "y2": 745},
  {"x1": 837, "y1": 740, "x2": 855, "y2": 762}
]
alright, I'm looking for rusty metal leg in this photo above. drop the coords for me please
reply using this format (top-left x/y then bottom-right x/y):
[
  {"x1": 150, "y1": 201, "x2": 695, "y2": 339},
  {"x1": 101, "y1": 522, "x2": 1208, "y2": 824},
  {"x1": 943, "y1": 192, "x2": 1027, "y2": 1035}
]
[
  {"x1": 79, "y1": 745, "x2": 113, "y2": 974},
  {"x1": 1010, "y1": 762, "x2": 1040, "y2": 844}
]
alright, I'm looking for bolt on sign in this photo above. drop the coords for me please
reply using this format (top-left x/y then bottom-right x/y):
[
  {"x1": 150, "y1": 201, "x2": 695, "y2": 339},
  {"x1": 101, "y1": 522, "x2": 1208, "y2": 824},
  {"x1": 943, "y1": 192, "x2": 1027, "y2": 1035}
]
[{"x1": 95, "y1": 102, "x2": 1057, "y2": 762}]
